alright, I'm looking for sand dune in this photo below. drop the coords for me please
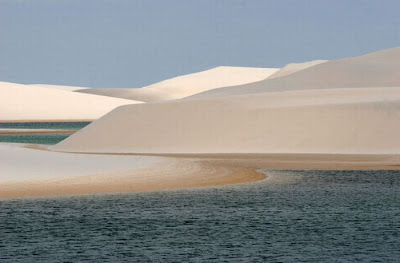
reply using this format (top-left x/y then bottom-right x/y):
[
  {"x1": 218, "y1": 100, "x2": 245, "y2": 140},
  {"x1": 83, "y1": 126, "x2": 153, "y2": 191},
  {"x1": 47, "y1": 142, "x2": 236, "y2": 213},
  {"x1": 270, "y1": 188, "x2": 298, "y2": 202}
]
[
  {"x1": 0, "y1": 81, "x2": 142, "y2": 121},
  {"x1": 190, "y1": 47, "x2": 400, "y2": 98},
  {"x1": 76, "y1": 87, "x2": 169, "y2": 102},
  {"x1": 31, "y1": 84, "x2": 91, "y2": 92},
  {"x1": 267, "y1": 60, "x2": 327, "y2": 79},
  {"x1": 76, "y1": 66, "x2": 279, "y2": 102},
  {"x1": 53, "y1": 87, "x2": 400, "y2": 154}
]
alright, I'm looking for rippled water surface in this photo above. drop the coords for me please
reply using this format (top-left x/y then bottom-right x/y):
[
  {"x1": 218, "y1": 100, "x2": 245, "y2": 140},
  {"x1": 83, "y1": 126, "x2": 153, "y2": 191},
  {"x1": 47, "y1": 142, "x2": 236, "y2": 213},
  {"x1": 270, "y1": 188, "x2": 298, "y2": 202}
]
[
  {"x1": 1, "y1": 170, "x2": 400, "y2": 262},
  {"x1": 0, "y1": 122, "x2": 91, "y2": 130},
  {"x1": 0, "y1": 122, "x2": 90, "y2": 144}
]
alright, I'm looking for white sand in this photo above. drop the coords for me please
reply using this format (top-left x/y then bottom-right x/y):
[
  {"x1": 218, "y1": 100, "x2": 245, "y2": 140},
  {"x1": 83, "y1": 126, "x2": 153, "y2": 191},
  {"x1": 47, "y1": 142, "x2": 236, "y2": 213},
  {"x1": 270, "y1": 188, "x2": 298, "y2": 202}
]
[
  {"x1": 0, "y1": 81, "x2": 142, "y2": 121},
  {"x1": 4, "y1": 47, "x2": 400, "y2": 199},
  {"x1": 30, "y1": 84, "x2": 91, "y2": 92},
  {"x1": 191, "y1": 47, "x2": 400, "y2": 98},
  {"x1": 53, "y1": 87, "x2": 400, "y2": 154},
  {"x1": 0, "y1": 143, "x2": 264, "y2": 199},
  {"x1": 0, "y1": 143, "x2": 164, "y2": 183},
  {"x1": 76, "y1": 66, "x2": 279, "y2": 102},
  {"x1": 267, "y1": 60, "x2": 327, "y2": 79}
]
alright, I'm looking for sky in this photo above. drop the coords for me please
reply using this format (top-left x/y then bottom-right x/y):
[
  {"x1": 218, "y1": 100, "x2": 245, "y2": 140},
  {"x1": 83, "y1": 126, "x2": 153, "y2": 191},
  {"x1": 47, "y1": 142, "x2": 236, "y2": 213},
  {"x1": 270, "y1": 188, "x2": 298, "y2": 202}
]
[{"x1": 1, "y1": 0, "x2": 399, "y2": 88}]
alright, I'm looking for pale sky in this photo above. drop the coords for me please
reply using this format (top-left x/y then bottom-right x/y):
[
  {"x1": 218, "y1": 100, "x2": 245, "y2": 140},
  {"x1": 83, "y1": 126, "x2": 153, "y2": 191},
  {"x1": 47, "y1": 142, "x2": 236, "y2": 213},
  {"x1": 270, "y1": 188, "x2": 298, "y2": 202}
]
[{"x1": 1, "y1": 0, "x2": 399, "y2": 88}]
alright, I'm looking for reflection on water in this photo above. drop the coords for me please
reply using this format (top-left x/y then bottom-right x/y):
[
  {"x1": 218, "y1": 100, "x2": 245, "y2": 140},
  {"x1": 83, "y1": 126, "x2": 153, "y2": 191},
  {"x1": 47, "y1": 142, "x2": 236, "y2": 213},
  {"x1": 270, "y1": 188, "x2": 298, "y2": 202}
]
[{"x1": 1, "y1": 170, "x2": 399, "y2": 262}]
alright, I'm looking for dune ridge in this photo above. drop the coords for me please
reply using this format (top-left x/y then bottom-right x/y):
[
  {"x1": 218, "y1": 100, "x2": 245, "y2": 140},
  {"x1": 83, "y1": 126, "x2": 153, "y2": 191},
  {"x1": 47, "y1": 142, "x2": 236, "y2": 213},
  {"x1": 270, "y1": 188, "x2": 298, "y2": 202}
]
[
  {"x1": 190, "y1": 47, "x2": 400, "y2": 98},
  {"x1": 0, "y1": 81, "x2": 142, "y2": 121},
  {"x1": 76, "y1": 66, "x2": 279, "y2": 102},
  {"x1": 267, "y1": 59, "x2": 327, "y2": 79},
  {"x1": 30, "y1": 84, "x2": 91, "y2": 92}
]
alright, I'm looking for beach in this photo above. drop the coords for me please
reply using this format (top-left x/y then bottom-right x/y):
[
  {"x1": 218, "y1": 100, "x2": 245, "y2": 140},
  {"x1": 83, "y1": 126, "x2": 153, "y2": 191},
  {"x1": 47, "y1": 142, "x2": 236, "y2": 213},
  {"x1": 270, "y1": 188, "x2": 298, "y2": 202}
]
[{"x1": 2, "y1": 142, "x2": 400, "y2": 199}]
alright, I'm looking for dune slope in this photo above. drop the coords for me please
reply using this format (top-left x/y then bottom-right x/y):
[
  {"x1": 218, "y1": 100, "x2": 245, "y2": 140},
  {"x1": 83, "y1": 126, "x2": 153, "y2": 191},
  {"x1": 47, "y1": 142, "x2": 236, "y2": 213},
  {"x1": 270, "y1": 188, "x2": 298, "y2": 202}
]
[
  {"x1": 30, "y1": 84, "x2": 91, "y2": 92},
  {"x1": 267, "y1": 60, "x2": 327, "y2": 79},
  {"x1": 0, "y1": 81, "x2": 142, "y2": 121},
  {"x1": 76, "y1": 66, "x2": 279, "y2": 102},
  {"x1": 53, "y1": 87, "x2": 400, "y2": 154},
  {"x1": 190, "y1": 47, "x2": 400, "y2": 98}
]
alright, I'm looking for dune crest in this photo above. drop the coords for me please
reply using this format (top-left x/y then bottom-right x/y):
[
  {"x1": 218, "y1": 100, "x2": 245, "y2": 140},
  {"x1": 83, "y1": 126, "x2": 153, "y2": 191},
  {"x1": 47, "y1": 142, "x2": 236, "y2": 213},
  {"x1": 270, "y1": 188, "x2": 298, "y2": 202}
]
[
  {"x1": 30, "y1": 84, "x2": 91, "y2": 92},
  {"x1": 0, "y1": 81, "x2": 142, "y2": 121},
  {"x1": 191, "y1": 47, "x2": 400, "y2": 98},
  {"x1": 267, "y1": 60, "x2": 327, "y2": 79},
  {"x1": 76, "y1": 66, "x2": 279, "y2": 102}
]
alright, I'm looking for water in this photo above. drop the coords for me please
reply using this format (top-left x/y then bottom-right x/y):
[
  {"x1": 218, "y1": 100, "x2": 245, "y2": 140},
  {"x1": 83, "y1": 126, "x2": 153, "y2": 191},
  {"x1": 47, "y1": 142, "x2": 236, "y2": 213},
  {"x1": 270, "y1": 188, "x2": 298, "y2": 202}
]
[
  {"x1": 0, "y1": 134, "x2": 70, "y2": 145},
  {"x1": 0, "y1": 122, "x2": 90, "y2": 130},
  {"x1": 0, "y1": 122, "x2": 90, "y2": 144},
  {"x1": 1, "y1": 170, "x2": 399, "y2": 262}
]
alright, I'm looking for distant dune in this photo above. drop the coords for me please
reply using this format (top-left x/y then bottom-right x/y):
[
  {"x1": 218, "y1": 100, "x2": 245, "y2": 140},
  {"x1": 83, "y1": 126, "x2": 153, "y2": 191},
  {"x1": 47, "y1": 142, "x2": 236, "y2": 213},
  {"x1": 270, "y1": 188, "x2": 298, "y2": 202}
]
[
  {"x1": 191, "y1": 47, "x2": 400, "y2": 98},
  {"x1": 267, "y1": 60, "x2": 327, "y2": 79},
  {"x1": 30, "y1": 84, "x2": 91, "y2": 92},
  {"x1": 53, "y1": 87, "x2": 400, "y2": 154},
  {"x1": 76, "y1": 66, "x2": 279, "y2": 102},
  {"x1": 0, "y1": 81, "x2": 141, "y2": 121}
]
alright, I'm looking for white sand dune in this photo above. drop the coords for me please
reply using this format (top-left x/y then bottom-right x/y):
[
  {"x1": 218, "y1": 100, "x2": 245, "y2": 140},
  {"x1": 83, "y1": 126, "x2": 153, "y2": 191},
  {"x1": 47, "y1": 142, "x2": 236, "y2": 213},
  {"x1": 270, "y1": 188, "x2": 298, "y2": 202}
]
[
  {"x1": 190, "y1": 47, "x2": 400, "y2": 98},
  {"x1": 76, "y1": 66, "x2": 279, "y2": 102},
  {"x1": 31, "y1": 84, "x2": 91, "y2": 92},
  {"x1": 267, "y1": 60, "x2": 327, "y2": 79},
  {"x1": 0, "y1": 81, "x2": 142, "y2": 121},
  {"x1": 76, "y1": 87, "x2": 168, "y2": 102},
  {"x1": 53, "y1": 87, "x2": 400, "y2": 154}
]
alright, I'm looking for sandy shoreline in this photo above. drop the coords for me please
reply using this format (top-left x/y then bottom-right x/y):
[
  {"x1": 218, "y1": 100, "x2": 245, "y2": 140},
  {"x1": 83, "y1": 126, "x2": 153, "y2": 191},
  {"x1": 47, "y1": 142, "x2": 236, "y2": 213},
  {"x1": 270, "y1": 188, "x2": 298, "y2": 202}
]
[
  {"x1": 0, "y1": 159, "x2": 265, "y2": 199},
  {"x1": 2, "y1": 143, "x2": 400, "y2": 199}
]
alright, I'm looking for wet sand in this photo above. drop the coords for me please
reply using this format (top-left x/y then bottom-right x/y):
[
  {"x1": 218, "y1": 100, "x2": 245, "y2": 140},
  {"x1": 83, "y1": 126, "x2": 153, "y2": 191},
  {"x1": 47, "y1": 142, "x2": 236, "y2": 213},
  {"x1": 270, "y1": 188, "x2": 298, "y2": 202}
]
[{"x1": 2, "y1": 143, "x2": 400, "y2": 199}]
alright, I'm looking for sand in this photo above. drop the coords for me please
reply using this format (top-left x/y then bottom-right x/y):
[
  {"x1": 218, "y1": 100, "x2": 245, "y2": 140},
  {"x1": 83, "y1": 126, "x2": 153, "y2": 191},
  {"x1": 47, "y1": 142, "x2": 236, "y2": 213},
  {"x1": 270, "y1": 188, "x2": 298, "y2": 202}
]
[
  {"x1": 191, "y1": 47, "x2": 400, "y2": 98},
  {"x1": 53, "y1": 87, "x2": 400, "y2": 154},
  {"x1": 267, "y1": 59, "x2": 327, "y2": 79},
  {"x1": 30, "y1": 84, "x2": 91, "y2": 92},
  {"x1": 3, "y1": 47, "x2": 400, "y2": 200},
  {"x1": 0, "y1": 81, "x2": 142, "y2": 121},
  {"x1": 3, "y1": 143, "x2": 400, "y2": 199},
  {"x1": 76, "y1": 66, "x2": 279, "y2": 102},
  {"x1": 0, "y1": 143, "x2": 265, "y2": 199}
]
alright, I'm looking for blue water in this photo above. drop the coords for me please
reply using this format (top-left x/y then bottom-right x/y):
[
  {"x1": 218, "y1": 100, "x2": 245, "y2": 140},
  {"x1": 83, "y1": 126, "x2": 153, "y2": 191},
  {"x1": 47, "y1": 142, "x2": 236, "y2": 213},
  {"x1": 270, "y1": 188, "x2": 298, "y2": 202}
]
[
  {"x1": 0, "y1": 122, "x2": 90, "y2": 144},
  {"x1": 0, "y1": 134, "x2": 70, "y2": 145},
  {"x1": 0, "y1": 122, "x2": 90, "y2": 130},
  {"x1": 1, "y1": 170, "x2": 399, "y2": 262}
]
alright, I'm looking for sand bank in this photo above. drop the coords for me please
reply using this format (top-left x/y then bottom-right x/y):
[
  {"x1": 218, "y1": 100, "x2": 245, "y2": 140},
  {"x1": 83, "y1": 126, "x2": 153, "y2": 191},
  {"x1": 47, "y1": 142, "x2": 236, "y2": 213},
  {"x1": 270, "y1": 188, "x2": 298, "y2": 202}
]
[
  {"x1": 3, "y1": 143, "x2": 400, "y2": 199},
  {"x1": 0, "y1": 144, "x2": 264, "y2": 199}
]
